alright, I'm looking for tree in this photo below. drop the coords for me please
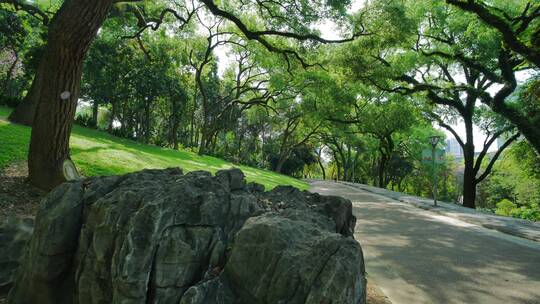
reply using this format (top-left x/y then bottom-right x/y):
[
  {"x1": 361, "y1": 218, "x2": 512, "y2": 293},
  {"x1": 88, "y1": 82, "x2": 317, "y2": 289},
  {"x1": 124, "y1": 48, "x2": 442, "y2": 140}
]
[
  {"x1": 446, "y1": 0, "x2": 540, "y2": 68},
  {"x1": 4, "y1": 0, "x2": 359, "y2": 189},
  {"x1": 0, "y1": 5, "x2": 45, "y2": 104},
  {"x1": 368, "y1": 0, "x2": 522, "y2": 207},
  {"x1": 478, "y1": 140, "x2": 540, "y2": 221},
  {"x1": 20, "y1": 0, "x2": 113, "y2": 189},
  {"x1": 436, "y1": 0, "x2": 540, "y2": 155},
  {"x1": 269, "y1": 102, "x2": 322, "y2": 173}
]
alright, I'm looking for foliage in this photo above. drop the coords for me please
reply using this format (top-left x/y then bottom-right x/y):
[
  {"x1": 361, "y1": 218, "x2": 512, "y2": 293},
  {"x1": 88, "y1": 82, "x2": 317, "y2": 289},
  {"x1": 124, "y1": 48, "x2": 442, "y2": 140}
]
[
  {"x1": 495, "y1": 199, "x2": 516, "y2": 217},
  {"x1": 479, "y1": 141, "x2": 540, "y2": 221},
  {"x1": 0, "y1": 94, "x2": 21, "y2": 107},
  {"x1": 0, "y1": 106, "x2": 308, "y2": 190},
  {"x1": 1, "y1": 0, "x2": 539, "y2": 219},
  {"x1": 0, "y1": 5, "x2": 46, "y2": 99}
]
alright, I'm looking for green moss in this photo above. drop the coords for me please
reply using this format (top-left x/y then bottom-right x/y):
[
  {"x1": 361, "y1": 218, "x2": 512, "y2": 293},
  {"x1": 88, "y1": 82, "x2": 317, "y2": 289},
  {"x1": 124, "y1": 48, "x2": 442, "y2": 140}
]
[{"x1": 0, "y1": 106, "x2": 308, "y2": 190}]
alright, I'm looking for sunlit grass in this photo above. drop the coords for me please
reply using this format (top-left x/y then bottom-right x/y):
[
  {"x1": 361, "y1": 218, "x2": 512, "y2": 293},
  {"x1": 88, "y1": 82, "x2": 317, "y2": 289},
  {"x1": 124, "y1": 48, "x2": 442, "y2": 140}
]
[{"x1": 0, "y1": 105, "x2": 308, "y2": 190}]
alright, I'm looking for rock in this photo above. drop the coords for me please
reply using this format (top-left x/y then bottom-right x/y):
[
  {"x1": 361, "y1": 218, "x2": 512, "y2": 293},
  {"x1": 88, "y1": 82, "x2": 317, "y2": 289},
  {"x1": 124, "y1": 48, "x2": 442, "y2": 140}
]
[
  {"x1": 215, "y1": 168, "x2": 246, "y2": 191},
  {"x1": 0, "y1": 218, "x2": 34, "y2": 295},
  {"x1": 223, "y1": 214, "x2": 365, "y2": 304},
  {"x1": 8, "y1": 168, "x2": 366, "y2": 304}
]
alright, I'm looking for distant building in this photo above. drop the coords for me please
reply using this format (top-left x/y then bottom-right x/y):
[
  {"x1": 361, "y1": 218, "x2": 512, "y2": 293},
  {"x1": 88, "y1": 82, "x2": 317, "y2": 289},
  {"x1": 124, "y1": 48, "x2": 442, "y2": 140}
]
[{"x1": 445, "y1": 138, "x2": 463, "y2": 159}]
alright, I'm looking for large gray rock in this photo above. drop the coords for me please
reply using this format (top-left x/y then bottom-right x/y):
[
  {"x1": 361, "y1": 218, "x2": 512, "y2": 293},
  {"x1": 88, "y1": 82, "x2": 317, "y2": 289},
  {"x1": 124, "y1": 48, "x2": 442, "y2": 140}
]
[
  {"x1": 8, "y1": 168, "x2": 366, "y2": 304},
  {"x1": 0, "y1": 218, "x2": 33, "y2": 295}
]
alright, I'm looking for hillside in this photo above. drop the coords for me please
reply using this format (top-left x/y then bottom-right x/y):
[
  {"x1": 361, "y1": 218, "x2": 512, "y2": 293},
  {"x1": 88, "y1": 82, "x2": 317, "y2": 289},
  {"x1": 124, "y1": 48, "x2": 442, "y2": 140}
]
[{"x1": 0, "y1": 106, "x2": 308, "y2": 190}]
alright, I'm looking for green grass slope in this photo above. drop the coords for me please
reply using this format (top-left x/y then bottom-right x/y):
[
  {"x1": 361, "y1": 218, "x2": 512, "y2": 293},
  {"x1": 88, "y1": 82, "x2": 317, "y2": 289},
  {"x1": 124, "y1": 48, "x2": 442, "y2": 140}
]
[{"x1": 0, "y1": 106, "x2": 308, "y2": 190}]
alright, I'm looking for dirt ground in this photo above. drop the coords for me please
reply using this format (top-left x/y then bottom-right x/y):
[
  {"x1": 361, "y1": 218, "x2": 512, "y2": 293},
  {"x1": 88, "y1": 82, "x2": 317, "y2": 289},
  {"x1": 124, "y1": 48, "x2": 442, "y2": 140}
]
[
  {"x1": 0, "y1": 162, "x2": 44, "y2": 221},
  {"x1": 367, "y1": 278, "x2": 392, "y2": 304},
  {"x1": 2, "y1": 282, "x2": 392, "y2": 304},
  {"x1": 0, "y1": 163, "x2": 391, "y2": 303}
]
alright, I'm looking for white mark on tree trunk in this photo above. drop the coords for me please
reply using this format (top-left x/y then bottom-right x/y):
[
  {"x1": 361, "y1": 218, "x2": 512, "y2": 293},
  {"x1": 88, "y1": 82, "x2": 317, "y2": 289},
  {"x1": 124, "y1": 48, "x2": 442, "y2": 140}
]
[{"x1": 60, "y1": 91, "x2": 71, "y2": 100}]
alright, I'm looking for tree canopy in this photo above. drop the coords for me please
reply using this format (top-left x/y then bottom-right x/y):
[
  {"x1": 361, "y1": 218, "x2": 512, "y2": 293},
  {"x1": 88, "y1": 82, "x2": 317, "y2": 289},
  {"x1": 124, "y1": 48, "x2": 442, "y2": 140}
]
[{"x1": 1, "y1": 0, "x2": 539, "y2": 213}]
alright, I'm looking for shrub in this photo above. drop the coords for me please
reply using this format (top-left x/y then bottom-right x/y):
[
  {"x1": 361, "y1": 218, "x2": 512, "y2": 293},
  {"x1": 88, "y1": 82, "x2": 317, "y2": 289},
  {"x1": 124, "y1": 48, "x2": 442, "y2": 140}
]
[
  {"x1": 510, "y1": 203, "x2": 540, "y2": 221},
  {"x1": 74, "y1": 112, "x2": 95, "y2": 128},
  {"x1": 495, "y1": 199, "x2": 540, "y2": 221},
  {"x1": 0, "y1": 95, "x2": 21, "y2": 107},
  {"x1": 495, "y1": 199, "x2": 516, "y2": 216}
]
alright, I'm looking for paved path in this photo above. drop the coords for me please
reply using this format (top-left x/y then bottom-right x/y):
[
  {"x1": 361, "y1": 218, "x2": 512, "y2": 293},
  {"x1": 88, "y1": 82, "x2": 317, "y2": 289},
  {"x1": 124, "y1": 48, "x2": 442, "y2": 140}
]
[
  {"x1": 310, "y1": 181, "x2": 540, "y2": 304},
  {"x1": 340, "y1": 181, "x2": 540, "y2": 242}
]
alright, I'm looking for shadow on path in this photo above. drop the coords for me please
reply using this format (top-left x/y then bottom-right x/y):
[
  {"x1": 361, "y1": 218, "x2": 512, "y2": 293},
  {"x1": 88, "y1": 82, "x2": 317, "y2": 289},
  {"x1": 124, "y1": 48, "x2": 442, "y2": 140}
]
[{"x1": 311, "y1": 181, "x2": 540, "y2": 304}]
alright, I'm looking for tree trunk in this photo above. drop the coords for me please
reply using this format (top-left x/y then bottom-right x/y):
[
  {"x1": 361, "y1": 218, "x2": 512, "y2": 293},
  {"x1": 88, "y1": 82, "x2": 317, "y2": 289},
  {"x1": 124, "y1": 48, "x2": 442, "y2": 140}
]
[
  {"x1": 190, "y1": 103, "x2": 196, "y2": 147},
  {"x1": 108, "y1": 100, "x2": 117, "y2": 133},
  {"x1": 275, "y1": 156, "x2": 287, "y2": 173},
  {"x1": 198, "y1": 134, "x2": 207, "y2": 155},
  {"x1": 316, "y1": 150, "x2": 326, "y2": 180},
  {"x1": 236, "y1": 132, "x2": 244, "y2": 162},
  {"x1": 378, "y1": 155, "x2": 387, "y2": 188},
  {"x1": 462, "y1": 170, "x2": 477, "y2": 208},
  {"x1": 27, "y1": 0, "x2": 113, "y2": 190},
  {"x1": 8, "y1": 67, "x2": 43, "y2": 125},
  {"x1": 2, "y1": 50, "x2": 18, "y2": 97},
  {"x1": 462, "y1": 119, "x2": 477, "y2": 208},
  {"x1": 335, "y1": 155, "x2": 342, "y2": 181},
  {"x1": 170, "y1": 97, "x2": 180, "y2": 150},
  {"x1": 92, "y1": 99, "x2": 99, "y2": 128},
  {"x1": 171, "y1": 124, "x2": 179, "y2": 150},
  {"x1": 144, "y1": 100, "x2": 152, "y2": 143}
]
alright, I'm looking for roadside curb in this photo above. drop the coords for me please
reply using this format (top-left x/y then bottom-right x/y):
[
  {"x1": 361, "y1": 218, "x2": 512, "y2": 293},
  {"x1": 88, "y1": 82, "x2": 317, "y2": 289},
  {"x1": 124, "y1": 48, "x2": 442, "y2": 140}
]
[{"x1": 338, "y1": 181, "x2": 540, "y2": 243}]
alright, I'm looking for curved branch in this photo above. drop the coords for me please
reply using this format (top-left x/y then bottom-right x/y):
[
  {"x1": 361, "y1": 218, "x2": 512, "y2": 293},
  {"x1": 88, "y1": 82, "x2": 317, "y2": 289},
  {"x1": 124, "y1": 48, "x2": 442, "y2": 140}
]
[
  {"x1": 200, "y1": 0, "x2": 365, "y2": 70},
  {"x1": 475, "y1": 132, "x2": 520, "y2": 183}
]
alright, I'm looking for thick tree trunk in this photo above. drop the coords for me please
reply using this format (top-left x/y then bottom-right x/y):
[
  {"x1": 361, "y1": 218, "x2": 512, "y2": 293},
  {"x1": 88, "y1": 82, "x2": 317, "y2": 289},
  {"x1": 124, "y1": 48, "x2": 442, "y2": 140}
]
[
  {"x1": 27, "y1": 0, "x2": 113, "y2": 190},
  {"x1": 8, "y1": 69, "x2": 43, "y2": 125},
  {"x1": 462, "y1": 119, "x2": 477, "y2": 208},
  {"x1": 378, "y1": 155, "x2": 387, "y2": 188},
  {"x1": 462, "y1": 171, "x2": 477, "y2": 208}
]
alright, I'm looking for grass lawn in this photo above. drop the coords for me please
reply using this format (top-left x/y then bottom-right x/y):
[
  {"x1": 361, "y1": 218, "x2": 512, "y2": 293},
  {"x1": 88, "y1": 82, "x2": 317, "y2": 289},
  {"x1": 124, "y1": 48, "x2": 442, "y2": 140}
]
[{"x1": 0, "y1": 105, "x2": 308, "y2": 190}]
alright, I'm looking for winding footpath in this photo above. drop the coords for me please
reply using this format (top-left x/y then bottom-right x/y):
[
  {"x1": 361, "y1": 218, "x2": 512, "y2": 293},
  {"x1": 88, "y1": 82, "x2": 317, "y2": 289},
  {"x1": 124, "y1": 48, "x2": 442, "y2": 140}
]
[{"x1": 310, "y1": 181, "x2": 540, "y2": 304}]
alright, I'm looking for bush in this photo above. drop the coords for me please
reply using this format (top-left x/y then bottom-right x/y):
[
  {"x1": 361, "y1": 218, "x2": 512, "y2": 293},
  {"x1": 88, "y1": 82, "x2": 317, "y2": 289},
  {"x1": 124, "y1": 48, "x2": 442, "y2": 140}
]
[
  {"x1": 495, "y1": 199, "x2": 540, "y2": 221},
  {"x1": 510, "y1": 203, "x2": 540, "y2": 221},
  {"x1": 74, "y1": 112, "x2": 95, "y2": 128},
  {"x1": 0, "y1": 95, "x2": 21, "y2": 107},
  {"x1": 479, "y1": 141, "x2": 540, "y2": 221},
  {"x1": 495, "y1": 199, "x2": 516, "y2": 217}
]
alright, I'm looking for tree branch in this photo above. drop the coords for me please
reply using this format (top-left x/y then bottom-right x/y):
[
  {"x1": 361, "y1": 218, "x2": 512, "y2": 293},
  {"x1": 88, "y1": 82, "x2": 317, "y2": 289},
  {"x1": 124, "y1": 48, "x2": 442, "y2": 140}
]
[
  {"x1": 475, "y1": 132, "x2": 520, "y2": 183},
  {"x1": 446, "y1": 0, "x2": 540, "y2": 67},
  {"x1": 200, "y1": 0, "x2": 366, "y2": 70}
]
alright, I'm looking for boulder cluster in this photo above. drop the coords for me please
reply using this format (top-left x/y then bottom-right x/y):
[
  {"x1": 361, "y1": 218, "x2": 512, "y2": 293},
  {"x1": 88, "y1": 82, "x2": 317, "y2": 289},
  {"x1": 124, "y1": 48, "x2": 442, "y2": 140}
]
[{"x1": 1, "y1": 168, "x2": 366, "y2": 304}]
